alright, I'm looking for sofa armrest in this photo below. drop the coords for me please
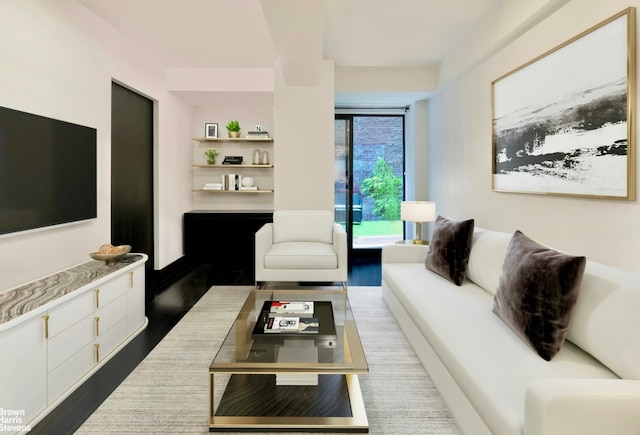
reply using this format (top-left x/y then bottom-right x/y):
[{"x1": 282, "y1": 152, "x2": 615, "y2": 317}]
[
  {"x1": 381, "y1": 244, "x2": 429, "y2": 264},
  {"x1": 525, "y1": 378, "x2": 640, "y2": 435},
  {"x1": 332, "y1": 223, "x2": 348, "y2": 275},
  {"x1": 255, "y1": 223, "x2": 273, "y2": 278}
]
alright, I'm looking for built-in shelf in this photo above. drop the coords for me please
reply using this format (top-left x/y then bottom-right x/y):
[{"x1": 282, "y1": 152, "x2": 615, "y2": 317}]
[
  {"x1": 193, "y1": 164, "x2": 274, "y2": 168},
  {"x1": 193, "y1": 189, "x2": 274, "y2": 193},
  {"x1": 193, "y1": 137, "x2": 273, "y2": 143},
  {"x1": 192, "y1": 135, "x2": 274, "y2": 205}
]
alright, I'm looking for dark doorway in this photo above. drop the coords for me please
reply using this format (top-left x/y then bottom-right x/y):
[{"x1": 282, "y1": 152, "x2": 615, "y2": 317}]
[{"x1": 111, "y1": 82, "x2": 154, "y2": 294}]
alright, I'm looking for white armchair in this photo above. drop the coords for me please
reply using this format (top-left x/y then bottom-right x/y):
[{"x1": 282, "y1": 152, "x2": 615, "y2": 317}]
[{"x1": 255, "y1": 210, "x2": 348, "y2": 290}]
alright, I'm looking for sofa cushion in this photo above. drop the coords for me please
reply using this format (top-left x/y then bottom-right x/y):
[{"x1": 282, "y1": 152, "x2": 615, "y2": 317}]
[
  {"x1": 425, "y1": 216, "x2": 474, "y2": 285},
  {"x1": 265, "y1": 242, "x2": 337, "y2": 269},
  {"x1": 566, "y1": 261, "x2": 640, "y2": 380},
  {"x1": 382, "y1": 262, "x2": 617, "y2": 435},
  {"x1": 273, "y1": 210, "x2": 333, "y2": 244},
  {"x1": 466, "y1": 227, "x2": 513, "y2": 295},
  {"x1": 492, "y1": 231, "x2": 586, "y2": 361}
]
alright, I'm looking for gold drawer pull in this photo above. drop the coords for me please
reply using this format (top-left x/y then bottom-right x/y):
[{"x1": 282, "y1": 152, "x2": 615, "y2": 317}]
[
  {"x1": 95, "y1": 317, "x2": 100, "y2": 336},
  {"x1": 94, "y1": 288, "x2": 100, "y2": 309},
  {"x1": 43, "y1": 315, "x2": 49, "y2": 339},
  {"x1": 129, "y1": 271, "x2": 134, "y2": 289},
  {"x1": 95, "y1": 343, "x2": 100, "y2": 363}
]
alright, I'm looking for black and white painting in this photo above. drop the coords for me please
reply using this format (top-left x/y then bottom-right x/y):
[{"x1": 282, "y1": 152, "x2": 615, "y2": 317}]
[{"x1": 492, "y1": 9, "x2": 635, "y2": 199}]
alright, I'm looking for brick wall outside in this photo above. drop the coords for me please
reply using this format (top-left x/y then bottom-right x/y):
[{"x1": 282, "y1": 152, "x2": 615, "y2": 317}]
[{"x1": 334, "y1": 116, "x2": 404, "y2": 221}]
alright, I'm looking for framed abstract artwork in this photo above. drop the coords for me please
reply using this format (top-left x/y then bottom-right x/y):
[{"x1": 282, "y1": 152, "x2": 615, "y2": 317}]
[{"x1": 491, "y1": 8, "x2": 636, "y2": 199}]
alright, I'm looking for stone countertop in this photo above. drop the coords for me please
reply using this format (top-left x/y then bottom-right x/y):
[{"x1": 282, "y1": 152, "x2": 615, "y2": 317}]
[{"x1": 0, "y1": 254, "x2": 144, "y2": 326}]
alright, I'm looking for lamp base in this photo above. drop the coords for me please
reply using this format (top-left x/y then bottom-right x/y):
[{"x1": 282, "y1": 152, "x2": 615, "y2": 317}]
[{"x1": 412, "y1": 239, "x2": 427, "y2": 245}]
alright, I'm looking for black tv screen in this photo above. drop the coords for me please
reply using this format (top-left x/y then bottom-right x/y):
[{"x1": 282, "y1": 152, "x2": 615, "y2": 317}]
[{"x1": 0, "y1": 106, "x2": 97, "y2": 236}]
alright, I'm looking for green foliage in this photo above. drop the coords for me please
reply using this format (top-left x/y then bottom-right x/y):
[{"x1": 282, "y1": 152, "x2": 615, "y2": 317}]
[
  {"x1": 360, "y1": 157, "x2": 402, "y2": 220},
  {"x1": 226, "y1": 120, "x2": 240, "y2": 132},
  {"x1": 204, "y1": 148, "x2": 219, "y2": 163}
]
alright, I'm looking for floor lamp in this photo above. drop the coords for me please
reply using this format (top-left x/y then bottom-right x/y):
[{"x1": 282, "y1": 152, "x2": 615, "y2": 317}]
[{"x1": 401, "y1": 201, "x2": 436, "y2": 244}]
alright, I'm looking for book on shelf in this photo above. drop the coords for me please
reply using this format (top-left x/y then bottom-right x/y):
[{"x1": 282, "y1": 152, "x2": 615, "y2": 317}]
[
  {"x1": 239, "y1": 186, "x2": 258, "y2": 191},
  {"x1": 269, "y1": 301, "x2": 314, "y2": 316},
  {"x1": 222, "y1": 155, "x2": 243, "y2": 165},
  {"x1": 264, "y1": 316, "x2": 319, "y2": 334},
  {"x1": 221, "y1": 174, "x2": 240, "y2": 190},
  {"x1": 246, "y1": 131, "x2": 270, "y2": 138}
]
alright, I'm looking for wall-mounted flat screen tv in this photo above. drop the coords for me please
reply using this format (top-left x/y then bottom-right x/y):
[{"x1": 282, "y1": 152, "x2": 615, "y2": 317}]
[{"x1": 0, "y1": 106, "x2": 97, "y2": 236}]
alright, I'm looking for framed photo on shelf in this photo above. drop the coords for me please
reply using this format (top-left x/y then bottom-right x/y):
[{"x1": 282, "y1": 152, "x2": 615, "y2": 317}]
[
  {"x1": 491, "y1": 7, "x2": 636, "y2": 200},
  {"x1": 205, "y1": 123, "x2": 218, "y2": 139}
]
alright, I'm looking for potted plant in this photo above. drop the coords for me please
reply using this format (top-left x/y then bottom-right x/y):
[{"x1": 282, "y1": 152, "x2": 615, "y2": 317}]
[
  {"x1": 204, "y1": 148, "x2": 219, "y2": 165},
  {"x1": 226, "y1": 120, "x2": 241, "y2": 138}
]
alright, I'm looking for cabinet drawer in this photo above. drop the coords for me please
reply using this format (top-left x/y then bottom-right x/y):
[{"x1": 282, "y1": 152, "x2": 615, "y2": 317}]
[
  {"x1": 95, "y1": 294, "x2": 127, "y2": 337},
  {"x1": 47, "y1": 341, "x2": 95, "y2": 403},
  {"x1": 48, "y1": 315, "x2": 95, "y2": 372},
  {"x1": 128, "y1": 266, "x2": 146, "y2": 335},
  {"x1": 96, "y1": 317, "x2": 128, "y2": 362},
  {"x1": 94, "y1": 273, "x2": 128, "y2": 309},
  {"x1": 47, "y1": 290, "x2": 94, "y2": 338}
]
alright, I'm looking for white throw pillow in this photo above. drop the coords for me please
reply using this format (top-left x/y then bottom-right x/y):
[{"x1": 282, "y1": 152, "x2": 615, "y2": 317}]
[
  {"x1": 466, "y1": 228, "x2": 512, "y2": 295},
  {"x1": 273, "y1": 210, "x2": 334, "y2": 244},
  {"x1": 566, "y1": 261, "x2": 640, "y2": 380}
]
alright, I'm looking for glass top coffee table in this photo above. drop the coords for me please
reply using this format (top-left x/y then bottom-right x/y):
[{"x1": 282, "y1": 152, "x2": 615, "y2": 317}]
[{"x1": 209, "y1": 288, "x2": 369, "y2": 432}]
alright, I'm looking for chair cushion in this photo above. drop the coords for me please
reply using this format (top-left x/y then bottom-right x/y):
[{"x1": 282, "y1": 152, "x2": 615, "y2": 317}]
[
  {"x1": 273, "y1": 210, "x2": 334, "y2": 244},
  {"x1": 265, "y1": 242, "x2": 338, "y2": 269}
]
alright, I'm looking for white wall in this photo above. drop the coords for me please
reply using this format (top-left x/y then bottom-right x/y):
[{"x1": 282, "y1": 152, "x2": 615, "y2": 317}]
[
  {"x1": 273, "y1": 60, "x2": 335, "y2": 211},
  {"x1": 0, "y1": 0, "x2": 192, "y2": 291},
  {"x1": 428, "y1": 0, "x2": 640, "y2": 271}
]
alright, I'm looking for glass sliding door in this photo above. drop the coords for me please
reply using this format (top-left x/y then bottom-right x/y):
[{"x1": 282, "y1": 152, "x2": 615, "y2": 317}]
[
  {"x1": 334, "y1": 116, "x2": 353, "y2": 248},
  {"x1": 334, "y1": 114, "x2": 404, "y2": 250}
]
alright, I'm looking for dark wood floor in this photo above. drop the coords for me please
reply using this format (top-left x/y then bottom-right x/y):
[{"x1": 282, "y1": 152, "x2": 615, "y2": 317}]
[{"x1": 30, "y1": 252, "x2": 381, "y2": 435}]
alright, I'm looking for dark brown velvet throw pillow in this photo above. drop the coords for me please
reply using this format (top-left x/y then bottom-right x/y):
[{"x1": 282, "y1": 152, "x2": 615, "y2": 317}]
[
  {"x1": 492, "y1": 231, "x2": 586, "y2": 361},
  {"x1": 425, "y1": 216, "x2": 475, "y2": 286}
]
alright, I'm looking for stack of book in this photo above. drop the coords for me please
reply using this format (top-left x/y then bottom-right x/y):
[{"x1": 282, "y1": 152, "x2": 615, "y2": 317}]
[
  {"x1": 246, "y1": 130, "x2": 270, "y2": 139},
  {"x1": 222, "y1": 156, "x2": 243, "y2": 165},
  {"x1": 264, "y1": 301, "x2": 319, "y2": 334},
  {"x1": 203, "y1": 183, "x2": 222, "y2": 190}
]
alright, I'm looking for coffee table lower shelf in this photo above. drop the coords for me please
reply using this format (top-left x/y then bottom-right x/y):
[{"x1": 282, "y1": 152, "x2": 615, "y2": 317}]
[{"x1": 209, "y1": 373, "x2": 368, "y2": 432}]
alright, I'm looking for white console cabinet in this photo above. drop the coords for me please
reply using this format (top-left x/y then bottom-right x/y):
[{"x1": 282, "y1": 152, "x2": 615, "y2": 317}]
[{"x1": 0, "y1": 254, "x2": 148, "y2": 433}]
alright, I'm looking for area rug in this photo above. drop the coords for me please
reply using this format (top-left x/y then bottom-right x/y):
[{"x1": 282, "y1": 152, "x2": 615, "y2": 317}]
[{"x1": 76, "y1": 286, "x2": 461, "y2": 434}]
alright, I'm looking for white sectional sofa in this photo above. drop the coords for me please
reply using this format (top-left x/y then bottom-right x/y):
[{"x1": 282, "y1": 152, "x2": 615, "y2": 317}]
[{"x1": 382, "y1": 226, "x2": 640, "y2": 435}]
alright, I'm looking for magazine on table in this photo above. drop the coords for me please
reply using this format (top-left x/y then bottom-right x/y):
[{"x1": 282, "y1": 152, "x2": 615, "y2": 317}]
[
  {"x1": 269, "y1": 301, "x2": 314, "y2": 317},
  {"x1": 264, "y1": 316, "x2": 319, "y2": 334}
]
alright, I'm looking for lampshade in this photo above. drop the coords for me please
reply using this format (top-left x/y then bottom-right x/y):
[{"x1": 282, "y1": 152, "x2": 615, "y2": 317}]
[{"x1": 401, "y1": 201, "x2": 436, "y2": 223}]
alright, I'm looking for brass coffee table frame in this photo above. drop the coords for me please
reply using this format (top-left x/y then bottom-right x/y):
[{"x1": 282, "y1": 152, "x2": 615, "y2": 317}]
[{"x1": 209, "y1": 289, "x2": 369, "y2": 432}]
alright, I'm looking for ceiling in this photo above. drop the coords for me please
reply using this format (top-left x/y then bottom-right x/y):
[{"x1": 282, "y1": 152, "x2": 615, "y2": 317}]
[{"x1": 78, "y1": 0, "x2": 502, "y2": 106}]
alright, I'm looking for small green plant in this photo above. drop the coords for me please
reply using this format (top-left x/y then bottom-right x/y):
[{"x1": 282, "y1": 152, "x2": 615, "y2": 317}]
[
  {"x1": 360, "y1": 157, "x2": 402, "y2": 220},
  {"x1": 204, "y1": 148, "x2": 219, "y2": 164},
  {"x1": 226, "y1": 120, "x2": 240, "y2": 132}
]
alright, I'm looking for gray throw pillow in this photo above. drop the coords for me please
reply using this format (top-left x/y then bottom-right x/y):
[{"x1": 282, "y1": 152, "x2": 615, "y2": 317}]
[
  {"x1": 425, "y1": 216, "x2": 475, "y2": 286},
  {"x1": 492, "y1": 230, "x2": 586, "y2": 361}
]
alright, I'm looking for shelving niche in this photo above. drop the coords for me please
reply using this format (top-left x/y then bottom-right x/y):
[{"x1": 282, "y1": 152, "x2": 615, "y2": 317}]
[{"x1": 192, "y1": 137, "x2": 274, "y2": 197}]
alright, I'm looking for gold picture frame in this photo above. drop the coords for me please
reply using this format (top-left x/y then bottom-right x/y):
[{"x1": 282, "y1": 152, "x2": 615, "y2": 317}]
[{"x1": 491, "y1": 8, "x2": 636, "y2": 200}]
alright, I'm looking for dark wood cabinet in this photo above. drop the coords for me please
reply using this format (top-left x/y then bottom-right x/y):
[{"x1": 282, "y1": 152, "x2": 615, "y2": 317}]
[{"x1": 183, "y1": 210, "x2": 273, "y2": 284}]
